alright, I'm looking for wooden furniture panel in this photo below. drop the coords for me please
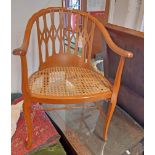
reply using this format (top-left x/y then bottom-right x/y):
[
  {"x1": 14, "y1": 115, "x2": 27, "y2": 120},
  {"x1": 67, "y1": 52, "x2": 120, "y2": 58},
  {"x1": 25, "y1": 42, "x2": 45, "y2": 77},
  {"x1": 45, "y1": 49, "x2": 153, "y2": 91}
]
[{"x1": 104, "y1": 23, "x2": 144, "y2": 125}]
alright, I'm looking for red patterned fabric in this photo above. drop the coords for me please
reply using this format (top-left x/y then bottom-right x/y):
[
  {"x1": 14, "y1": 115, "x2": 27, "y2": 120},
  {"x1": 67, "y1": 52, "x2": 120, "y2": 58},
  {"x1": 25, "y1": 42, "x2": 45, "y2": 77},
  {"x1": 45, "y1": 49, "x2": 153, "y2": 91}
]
[
  {"x1": 12, "y1": 96, "x2": 23, "y2": 105},
  {"x1": 11, "y1": 103, "x2": 60, "y2": 155}
]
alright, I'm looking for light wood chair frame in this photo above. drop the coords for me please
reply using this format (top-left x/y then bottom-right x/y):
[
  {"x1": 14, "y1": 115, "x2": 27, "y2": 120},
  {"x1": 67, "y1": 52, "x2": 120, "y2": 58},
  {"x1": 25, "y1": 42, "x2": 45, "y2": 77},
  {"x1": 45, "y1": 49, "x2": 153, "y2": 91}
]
[{"x1": 13, "y1": 7, "x2": 133, "y2": 148}]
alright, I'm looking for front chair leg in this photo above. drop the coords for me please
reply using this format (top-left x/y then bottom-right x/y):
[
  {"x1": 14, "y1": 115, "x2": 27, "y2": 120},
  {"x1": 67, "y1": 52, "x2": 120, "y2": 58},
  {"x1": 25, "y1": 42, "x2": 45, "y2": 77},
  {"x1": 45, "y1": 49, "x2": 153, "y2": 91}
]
[
  {"x1": 23, "y1": 99, "x2": 33, "y2": 149},
  {"x1": 103, "y1": 101, "x2": 116, "y2": 141}
]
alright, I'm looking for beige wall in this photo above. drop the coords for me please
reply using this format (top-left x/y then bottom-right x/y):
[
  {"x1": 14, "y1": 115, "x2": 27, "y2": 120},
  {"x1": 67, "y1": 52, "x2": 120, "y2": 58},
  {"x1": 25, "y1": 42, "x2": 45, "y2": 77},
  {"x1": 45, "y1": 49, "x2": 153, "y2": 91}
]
[
  {"x1": 109, "y1": 0, "x2": 144, "y2": 31},
  {"x1": 87, "y1": 0, "x2": 144, "y2": 31},
  {"x1": 113, "y1": 0, "x2": 129, "y2": 27},
  {"x1": 87, "y1": 0, "x2": 106, "y2": 11},
  {"x1": 11, "y1": 0, "x2": 62, "y2": 92}
]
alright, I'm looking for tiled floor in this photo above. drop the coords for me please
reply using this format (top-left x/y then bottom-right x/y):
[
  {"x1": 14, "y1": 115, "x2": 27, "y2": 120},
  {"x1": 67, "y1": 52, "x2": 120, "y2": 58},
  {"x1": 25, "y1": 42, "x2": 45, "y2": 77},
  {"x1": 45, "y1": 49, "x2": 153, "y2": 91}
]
[{"x1": 43, "y1": 101, "x2": 143, "y2": 155}]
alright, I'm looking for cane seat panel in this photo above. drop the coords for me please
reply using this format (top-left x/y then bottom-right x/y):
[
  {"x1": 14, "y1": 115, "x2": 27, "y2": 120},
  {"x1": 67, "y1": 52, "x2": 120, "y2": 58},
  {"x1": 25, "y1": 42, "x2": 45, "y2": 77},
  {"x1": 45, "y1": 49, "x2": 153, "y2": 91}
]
[{"x1": 28, "y1": 66, "x2": 112, "y2": 98}]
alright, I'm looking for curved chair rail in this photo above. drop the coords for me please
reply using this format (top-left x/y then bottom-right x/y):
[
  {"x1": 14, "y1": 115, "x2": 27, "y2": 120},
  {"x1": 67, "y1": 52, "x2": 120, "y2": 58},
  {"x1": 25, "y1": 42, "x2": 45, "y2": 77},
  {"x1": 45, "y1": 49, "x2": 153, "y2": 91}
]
[{"x1": 13, "y1": 7, "x2": 133, "y2": 59}]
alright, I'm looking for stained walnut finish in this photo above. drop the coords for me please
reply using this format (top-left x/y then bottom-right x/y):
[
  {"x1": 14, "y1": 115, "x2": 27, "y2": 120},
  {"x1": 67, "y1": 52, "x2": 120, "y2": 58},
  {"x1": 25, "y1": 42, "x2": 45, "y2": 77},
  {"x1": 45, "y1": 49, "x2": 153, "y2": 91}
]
[{"x1": 13, "y1": 7, "x2": 133, "y2": 148}]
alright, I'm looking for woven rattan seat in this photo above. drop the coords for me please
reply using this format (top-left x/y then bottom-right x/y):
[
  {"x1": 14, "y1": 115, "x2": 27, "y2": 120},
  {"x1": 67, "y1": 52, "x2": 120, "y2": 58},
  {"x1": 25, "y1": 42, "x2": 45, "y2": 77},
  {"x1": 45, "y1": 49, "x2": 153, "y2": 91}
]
[
  {"x1": 13, "y1": 7, "x2": 133, "y2": 148},
  {"x1": 29, "y1": 67, "x2": 112, "y2": 98}
]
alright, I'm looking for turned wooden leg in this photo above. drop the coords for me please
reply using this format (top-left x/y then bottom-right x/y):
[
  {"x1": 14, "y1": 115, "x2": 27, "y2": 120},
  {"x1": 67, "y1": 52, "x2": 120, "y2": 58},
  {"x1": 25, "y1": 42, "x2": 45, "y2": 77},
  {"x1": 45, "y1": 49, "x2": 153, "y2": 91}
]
[
  {"x1": 23, "y1": 99, "x2": 32, "y2": 149},
  {"x1": 103, "y1": 101, "x2": 116, "y2": 141}
]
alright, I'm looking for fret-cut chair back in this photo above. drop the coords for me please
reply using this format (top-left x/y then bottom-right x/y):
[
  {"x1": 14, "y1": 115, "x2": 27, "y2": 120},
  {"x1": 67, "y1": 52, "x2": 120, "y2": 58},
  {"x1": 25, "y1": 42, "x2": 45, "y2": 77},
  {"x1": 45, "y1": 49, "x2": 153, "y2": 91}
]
[{"x1": 34, "y1": 8, "x2": 96, "y2": 69}]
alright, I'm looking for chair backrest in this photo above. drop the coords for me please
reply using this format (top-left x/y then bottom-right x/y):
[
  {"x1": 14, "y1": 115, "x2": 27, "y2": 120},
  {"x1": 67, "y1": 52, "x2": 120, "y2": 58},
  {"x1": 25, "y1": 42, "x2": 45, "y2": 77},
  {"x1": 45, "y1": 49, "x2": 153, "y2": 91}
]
[{"x1": 27, "y1": 7, "x2": 98, "y2": 69}]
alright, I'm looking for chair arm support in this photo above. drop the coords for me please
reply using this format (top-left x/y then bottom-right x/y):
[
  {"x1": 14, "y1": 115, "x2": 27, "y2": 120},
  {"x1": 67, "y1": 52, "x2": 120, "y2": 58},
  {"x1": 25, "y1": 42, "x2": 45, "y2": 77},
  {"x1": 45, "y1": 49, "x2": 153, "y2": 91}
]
[
  {"x1": 13, "y1": 49, "x2": 29, "y2": 94},
  {"x1": 111, "y1": 56, "x2": 125, "y2": 105},
  {"x1": 20, "y1": 55, "x2": 29, "y2": 94}
]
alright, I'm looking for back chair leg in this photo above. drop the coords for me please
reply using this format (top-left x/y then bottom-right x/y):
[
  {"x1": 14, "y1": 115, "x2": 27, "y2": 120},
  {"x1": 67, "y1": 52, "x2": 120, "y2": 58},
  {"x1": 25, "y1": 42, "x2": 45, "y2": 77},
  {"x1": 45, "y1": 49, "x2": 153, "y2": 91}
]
[
  {"x1": 103, "y1": 101, "x2": 116, "y2": 141},
  {"x1": 23, "y1": 99, "x2": 33, "y2": 149}
]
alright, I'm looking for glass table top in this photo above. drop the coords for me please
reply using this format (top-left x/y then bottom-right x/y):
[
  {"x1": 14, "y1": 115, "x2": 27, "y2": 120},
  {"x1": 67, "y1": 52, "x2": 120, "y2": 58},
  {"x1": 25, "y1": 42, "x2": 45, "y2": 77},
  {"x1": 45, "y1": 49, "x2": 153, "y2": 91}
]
[{"x1": 43, "y1": 101, "x2": 143, "y2": 155}]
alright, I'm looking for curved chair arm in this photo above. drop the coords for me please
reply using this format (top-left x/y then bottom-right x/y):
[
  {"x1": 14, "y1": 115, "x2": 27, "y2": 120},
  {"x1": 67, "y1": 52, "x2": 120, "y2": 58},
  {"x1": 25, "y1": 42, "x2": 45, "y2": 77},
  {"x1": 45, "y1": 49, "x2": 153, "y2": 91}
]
[
  {"x1": 14, "y1": 7, "x2": 133, "y2": 59},
  {"x1": 90, "y1": 15, "x2": 133, "y2": 59}
]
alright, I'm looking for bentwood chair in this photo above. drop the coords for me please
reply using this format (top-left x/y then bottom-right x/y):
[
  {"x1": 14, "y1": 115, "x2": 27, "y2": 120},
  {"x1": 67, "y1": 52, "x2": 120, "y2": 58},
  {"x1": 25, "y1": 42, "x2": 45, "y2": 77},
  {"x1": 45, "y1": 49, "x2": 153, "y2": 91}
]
[{"x1": 13, "y1": 7, "x2": 133, "y2": 148}]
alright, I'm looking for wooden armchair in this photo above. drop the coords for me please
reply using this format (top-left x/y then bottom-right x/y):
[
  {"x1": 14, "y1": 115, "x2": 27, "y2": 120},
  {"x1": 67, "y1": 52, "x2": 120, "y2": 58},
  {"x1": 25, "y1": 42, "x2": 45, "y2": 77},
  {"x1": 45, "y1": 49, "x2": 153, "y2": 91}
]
[{"x1": 13, "y1": 7, "x2": 133, "y2": 148}]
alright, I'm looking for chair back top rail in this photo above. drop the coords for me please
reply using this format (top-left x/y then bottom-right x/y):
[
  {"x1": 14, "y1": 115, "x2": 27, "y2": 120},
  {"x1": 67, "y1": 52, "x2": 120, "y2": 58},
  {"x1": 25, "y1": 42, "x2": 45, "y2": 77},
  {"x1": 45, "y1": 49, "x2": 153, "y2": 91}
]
[{"x1": 17, "y1": 7, "x2": 132, "y2": 63}]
